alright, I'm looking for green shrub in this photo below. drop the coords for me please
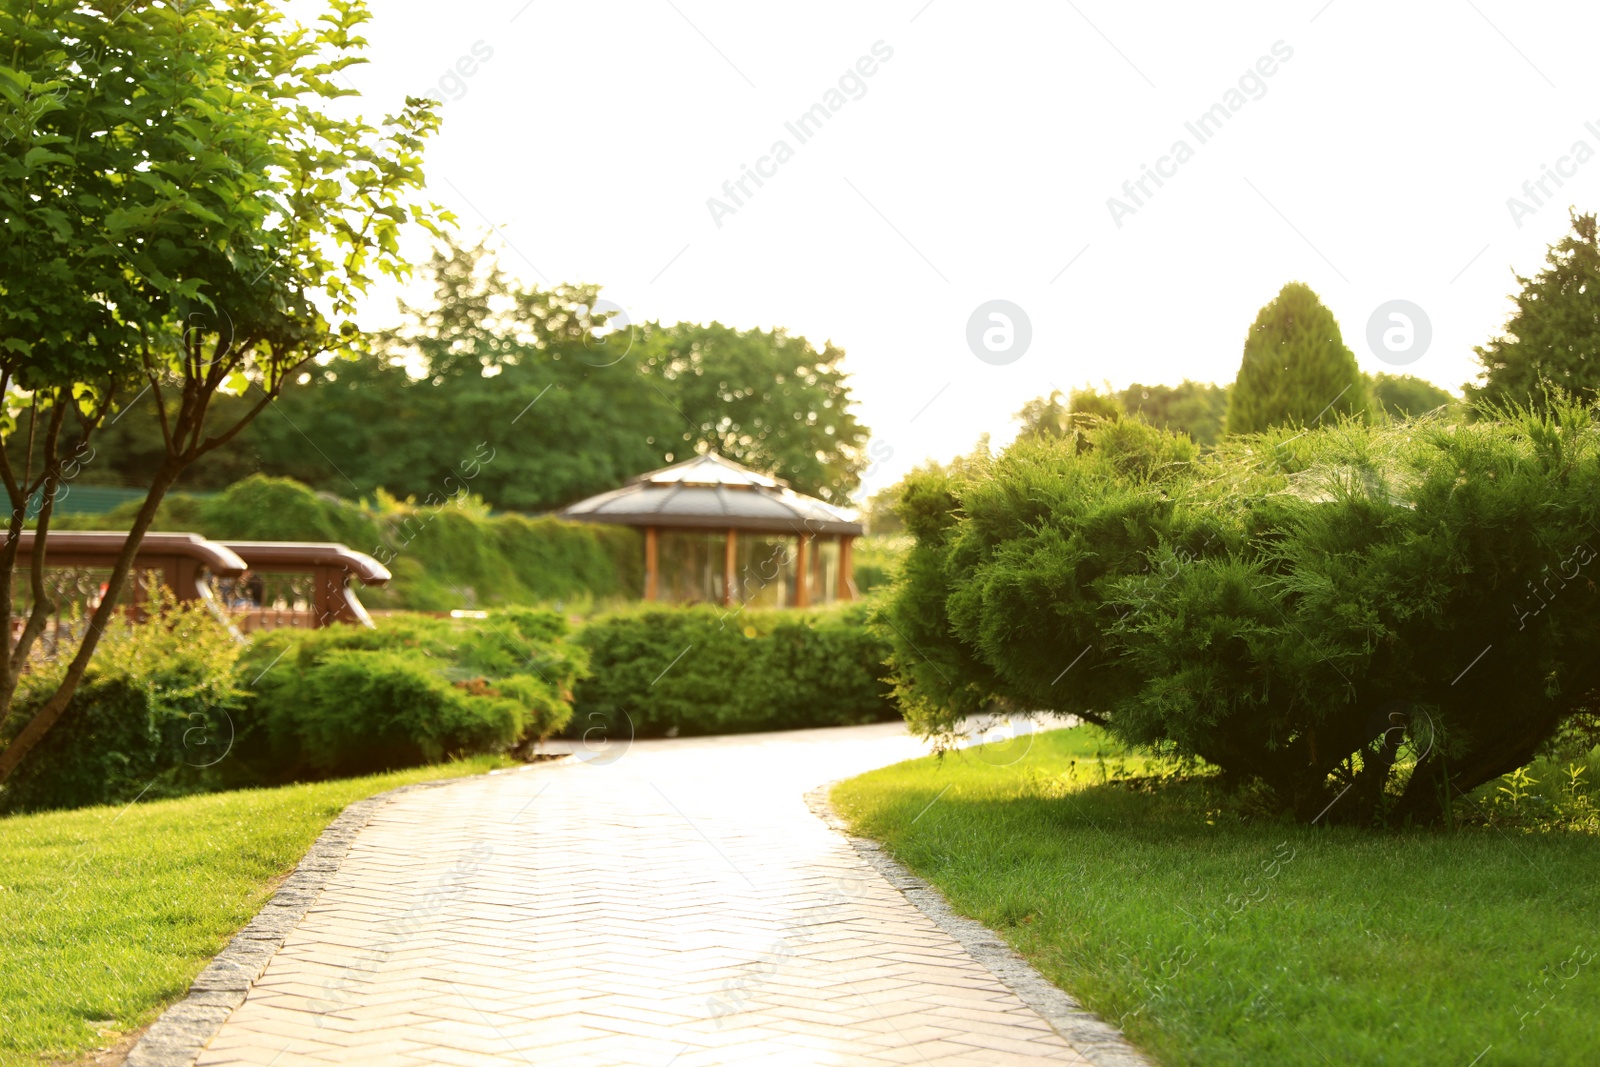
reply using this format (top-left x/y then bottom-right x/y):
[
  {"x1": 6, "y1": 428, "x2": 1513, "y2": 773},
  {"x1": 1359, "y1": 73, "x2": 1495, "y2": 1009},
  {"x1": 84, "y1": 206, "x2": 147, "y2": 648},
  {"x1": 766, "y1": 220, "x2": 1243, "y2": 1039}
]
[
  {"x1": 0, "y1": 601, "x2": 243, "y2": 812},
  {"x1": 234, "y1": 610, "x2": 584, "y2": 782},
  {"x1": 256, "y1": 650, "x2": 524, "y2": 777},
  {"x1": 69, "y1": 474, "x2": 641, "y2": 607},
  {"x1": 191, "y1": 474, "x2": 381, "y2": 545},
  {"x1": 884, "y1": 403, "x2": 1600, "y2": 825},
  {"x1": 853, "y1": 535, "x2": 909, "y2": 595},
  {"x1": 0, "y1": 605, "x2": 585, "y2": 810},
  {"x1": 571, "y1": 601, "x2": 897, "y2": 739}
]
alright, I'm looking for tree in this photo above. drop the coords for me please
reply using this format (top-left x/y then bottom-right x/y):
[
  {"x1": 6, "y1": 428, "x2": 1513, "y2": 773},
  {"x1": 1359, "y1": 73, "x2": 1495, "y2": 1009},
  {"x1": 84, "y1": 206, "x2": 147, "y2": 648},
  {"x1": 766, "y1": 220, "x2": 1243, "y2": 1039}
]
[
  {"x1": 863, "y1": 485, "x2": 905, "y2": 535},
  {"x1": 77, "y1": 238, "x2": 874, "y2": 509},
  {"x1": 636, "y1": 321, "x2": 870, "y2": 503},
  {"x1": 1014, "y1": 390, "x2": 1072, "y2": 440},
  {"x1": 0, "y1": 0, "x2": 445, "y2": 782},
  {"x1": 1016, "y1": 382, "x2": 1229, "y2": 447},
  {"x1": 328, "y1": 237, "x2": 682, "y2": 511},
  {"x1": 1225, "y1": 282, "x2": 1367, "y2": 434},
  {"x1": 72, "y1": 237, "x2": 680, "y2": 509},
  {"x1": 1368, "y1": 373, "x2": 1455, "y2": 420},
  {"x1": 381, "y1": 237, "x2": 618, "y2": 382},
  {"x1": 1468, "y1": 211, "x2": 1600, "y2": 409},
  {"x1": 1121, "y1": 380, "x2": 1230, "y2": 446},
  {"x1": 1014, "y1": 386, "x2": 1122, "y2": 443},
  {"x1": 88, "y1": 238, "x2": 876, "y2": 509}
]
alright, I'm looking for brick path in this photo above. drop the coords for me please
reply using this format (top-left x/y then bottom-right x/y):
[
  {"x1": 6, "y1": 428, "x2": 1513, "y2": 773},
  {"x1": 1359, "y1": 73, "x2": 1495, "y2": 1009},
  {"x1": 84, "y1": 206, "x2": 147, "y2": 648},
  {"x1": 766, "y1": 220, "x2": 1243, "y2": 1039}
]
[{"x1": 194, "y1": 723, "x2": 1104, "y2": 1066}]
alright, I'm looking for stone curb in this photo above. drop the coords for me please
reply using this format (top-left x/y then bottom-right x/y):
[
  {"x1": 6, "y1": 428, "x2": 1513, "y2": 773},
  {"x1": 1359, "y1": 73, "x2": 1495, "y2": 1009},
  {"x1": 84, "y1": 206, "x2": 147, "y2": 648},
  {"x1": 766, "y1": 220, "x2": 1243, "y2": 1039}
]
[
  {"x1": 122, "y1": 774, "x2": 498, "y2": 1067},
  {"x1": 805, "y1": 785, "x2": 1157, "y2": 1067}
]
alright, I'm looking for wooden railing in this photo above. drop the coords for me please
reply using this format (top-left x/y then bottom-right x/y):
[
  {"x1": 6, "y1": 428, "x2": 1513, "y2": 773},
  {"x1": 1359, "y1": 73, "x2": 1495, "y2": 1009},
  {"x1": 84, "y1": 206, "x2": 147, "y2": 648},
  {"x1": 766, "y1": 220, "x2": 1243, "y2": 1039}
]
[{"x1": 0, "y1": 532, "x2": 391, "y2": 643}]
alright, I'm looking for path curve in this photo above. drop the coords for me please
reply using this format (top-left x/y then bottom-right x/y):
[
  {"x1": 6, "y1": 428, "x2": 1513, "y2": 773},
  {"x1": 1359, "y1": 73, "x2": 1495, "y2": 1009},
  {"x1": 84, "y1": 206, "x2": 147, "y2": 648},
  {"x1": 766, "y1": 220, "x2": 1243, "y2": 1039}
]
[{"x1": 184, "y1": 722, "x2": 1133, "y2": 1066}]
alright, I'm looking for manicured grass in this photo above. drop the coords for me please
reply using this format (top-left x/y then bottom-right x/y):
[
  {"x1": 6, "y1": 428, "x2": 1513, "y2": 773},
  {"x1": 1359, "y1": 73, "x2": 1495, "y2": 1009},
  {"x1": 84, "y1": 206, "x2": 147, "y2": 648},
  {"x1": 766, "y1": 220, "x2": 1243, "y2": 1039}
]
[
  {"x1": 832, "y1": 728, "x2": 1600, "y2": 1066},
  {"x1": 0, "y1": 757, "x2": 511, "y2": 1066}
]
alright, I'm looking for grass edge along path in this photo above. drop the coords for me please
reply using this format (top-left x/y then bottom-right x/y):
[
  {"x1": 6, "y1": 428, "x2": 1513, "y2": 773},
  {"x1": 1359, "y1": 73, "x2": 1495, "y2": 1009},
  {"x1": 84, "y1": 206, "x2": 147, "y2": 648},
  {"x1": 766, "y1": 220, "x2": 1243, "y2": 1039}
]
[
  {"x1": 830, "y1": 727, "x2": 1600, "y2": 1067},
  {"x1": 0, "y1": 756, "x2": 512, "y2": 1067}
]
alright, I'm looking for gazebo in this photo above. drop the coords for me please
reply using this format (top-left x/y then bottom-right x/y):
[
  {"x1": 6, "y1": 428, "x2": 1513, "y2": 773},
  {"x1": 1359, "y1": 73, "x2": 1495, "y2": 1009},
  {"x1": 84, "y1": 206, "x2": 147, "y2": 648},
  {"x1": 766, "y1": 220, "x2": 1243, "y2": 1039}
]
[{"x1": 559, "y1": 454, "x2": 863, "y2": 608}]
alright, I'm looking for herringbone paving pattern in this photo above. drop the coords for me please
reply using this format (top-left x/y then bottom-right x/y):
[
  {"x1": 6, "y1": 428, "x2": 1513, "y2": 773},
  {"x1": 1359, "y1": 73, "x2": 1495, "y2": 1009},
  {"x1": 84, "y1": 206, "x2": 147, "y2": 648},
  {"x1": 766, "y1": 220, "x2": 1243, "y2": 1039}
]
[{"x1": 195, "y1": 723, "x2": 1094, "y2": 1065}]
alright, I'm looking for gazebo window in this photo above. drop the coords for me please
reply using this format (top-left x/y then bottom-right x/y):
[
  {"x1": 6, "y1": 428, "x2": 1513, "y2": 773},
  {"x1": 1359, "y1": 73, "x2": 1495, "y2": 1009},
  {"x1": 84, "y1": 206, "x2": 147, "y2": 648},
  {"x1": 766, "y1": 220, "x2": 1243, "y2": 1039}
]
[
  {"x1": 658, "y1": 530, "x2": 727, "y2": 604},
  {"x1": 733, "y1": 534, "x2": 797, "y2": 609},
  {"x1": 808, "y1": 537, "x2": 841, "y2": 606}
]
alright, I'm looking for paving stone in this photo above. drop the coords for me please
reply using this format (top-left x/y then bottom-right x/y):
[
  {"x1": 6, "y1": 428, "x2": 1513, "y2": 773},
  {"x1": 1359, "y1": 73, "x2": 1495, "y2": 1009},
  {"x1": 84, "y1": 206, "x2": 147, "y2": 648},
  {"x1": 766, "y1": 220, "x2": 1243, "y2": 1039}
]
[{"x1": 135, "y1": 722, "x2": 1148, "y2": 1066}]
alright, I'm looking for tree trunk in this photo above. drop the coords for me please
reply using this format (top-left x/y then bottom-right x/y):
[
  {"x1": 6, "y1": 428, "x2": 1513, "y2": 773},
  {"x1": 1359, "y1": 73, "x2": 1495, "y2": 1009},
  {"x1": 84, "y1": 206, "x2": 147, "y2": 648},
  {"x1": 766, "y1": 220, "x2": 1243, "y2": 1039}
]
[
  {"x1": 0, "y1": 458, "x2": 182, "y2": 782},
  {"x1": 1389, "y1": 703, "x2": 1569, "y2": 825}
]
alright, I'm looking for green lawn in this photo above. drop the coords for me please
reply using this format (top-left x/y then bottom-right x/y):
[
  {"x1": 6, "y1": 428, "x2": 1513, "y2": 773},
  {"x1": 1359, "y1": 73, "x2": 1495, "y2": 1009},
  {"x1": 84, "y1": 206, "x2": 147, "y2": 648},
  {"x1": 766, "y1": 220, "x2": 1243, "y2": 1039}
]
[
  {"x1": 832, "y1": 727, "x2": 1600, "y2": 1067},
  {"x1": 0, "y1": 757, "x2": 511, "y2": 1066}
]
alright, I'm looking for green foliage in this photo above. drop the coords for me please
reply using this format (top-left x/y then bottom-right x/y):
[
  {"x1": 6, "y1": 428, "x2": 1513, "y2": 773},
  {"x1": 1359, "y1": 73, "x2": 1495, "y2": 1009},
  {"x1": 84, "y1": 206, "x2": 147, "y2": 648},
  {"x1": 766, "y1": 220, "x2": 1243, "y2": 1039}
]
[
  {"x1": 862, "y1": 487, "x2": 904, "y2": 535},
  {"x1": 1368, "y1": 372, "x2": 1456, "y2": 420},
  {"x1": 853, "y1": 535, "x2": 911, "y2": 595},
  {"x1": 1014, "y1": 387, "x2": 1123, "y2": 443},
  {"x1": 84, "y1": 237, "x2": 872, "y2": 509},
  {"x1": 861, "y1": 443, "x2": 992, "y2": 539},
  {"x1": 184, "y1": 474, "x2": 380, "y2": 546},
  {"x1": 0, "y1": 0, "x2": 445, "y2": 786},
  {"x1": 234, "y1": 610, "x2": 583, "y2": 781},
  {"x1": 1120, "y1": 380, "x2": 1231, "y2": 446},
  {"x1": 0, "y1": 601, "x2": 243, "y2": 812},
  {"x1": 884, "y1": 405, "x2": 1600, "y2": 824},
  {"x1": 1017, "y1": 382, "x2": 1231, "y2": 450},
  {"x1": 0, "y1": 0, "x2": 447, "y2": 494},
  {"x1": 1226, "y1": 283, "x2": 1368, "y2": 434},
  {"x1": 636, "y1": 320, "x2": 870, "y2": 504},
  {"x1": 571, "y1": 602, "x2": 898, "y2": 740},
  {"x1": 247, "y1": 650, "x2": 522, "y2": 778},
  {"x1": 1469, "y1": 211, "x2": 1600, "y2": 410},
  {"x1": 1013, "y1": 390, "x2": 1074, "y2": 441},
  {"x1": 1470, "y1": 713, "x2": 1600, "y2": 833},
  {"x1": 0, "y1": 0, "x2": 446, "y2": 379},
  {"x1": 69, "y1": 474, "x2": 641, "y2": 608},
  {"x1": 1, "y1": 604, "x2": 581, "y2": 809}
]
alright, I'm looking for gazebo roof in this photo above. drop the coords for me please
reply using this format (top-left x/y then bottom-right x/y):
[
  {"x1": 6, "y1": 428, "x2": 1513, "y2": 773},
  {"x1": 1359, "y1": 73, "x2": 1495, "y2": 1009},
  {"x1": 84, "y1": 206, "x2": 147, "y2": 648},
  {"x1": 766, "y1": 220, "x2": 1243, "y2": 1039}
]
[{"x1": 560, "y1": 453, "x2": 863, "y2": 536}]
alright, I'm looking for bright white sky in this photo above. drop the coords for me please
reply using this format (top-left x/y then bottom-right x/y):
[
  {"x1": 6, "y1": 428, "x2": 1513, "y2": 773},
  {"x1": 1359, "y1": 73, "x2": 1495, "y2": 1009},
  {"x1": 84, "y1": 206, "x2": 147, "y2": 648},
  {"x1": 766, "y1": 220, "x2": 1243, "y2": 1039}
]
[{"x1": 294, "y1": 0, "x2": 1600, "y2": 499}]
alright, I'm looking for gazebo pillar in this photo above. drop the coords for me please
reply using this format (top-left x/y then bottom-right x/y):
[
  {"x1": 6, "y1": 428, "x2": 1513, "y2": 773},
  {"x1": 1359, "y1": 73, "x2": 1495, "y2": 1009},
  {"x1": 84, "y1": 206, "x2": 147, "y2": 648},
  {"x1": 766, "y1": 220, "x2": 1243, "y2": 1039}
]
[
  {"x1": 723, "y1": 528, "x2": 737, "y2": 606},
  {"x1": 838, "y1": 535, "x2": 855, "y2": 601},
  {"x1": 795, "y1": 534, "x2": 811, "y2": 608},
  {"x1": 644, "y1": 526, "x2": 658, "y2": 601}
]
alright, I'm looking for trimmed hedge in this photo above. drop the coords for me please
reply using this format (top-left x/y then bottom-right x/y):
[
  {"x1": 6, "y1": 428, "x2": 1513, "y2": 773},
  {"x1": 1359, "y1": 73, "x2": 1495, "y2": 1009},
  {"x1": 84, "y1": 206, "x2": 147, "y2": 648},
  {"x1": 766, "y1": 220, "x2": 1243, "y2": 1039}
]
[
  {"x1": 66, "y1": 474, "x2": 641, "y2": 608},
  {"x1": 571, "y1": 601, "x2": 899, "y2": 740},
  {"x1": 233, "y1": 609, "x2": 583, "y2": 782},
  {"x1": 1, "y1": 594, "x2": 897, "y2": 810}
]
